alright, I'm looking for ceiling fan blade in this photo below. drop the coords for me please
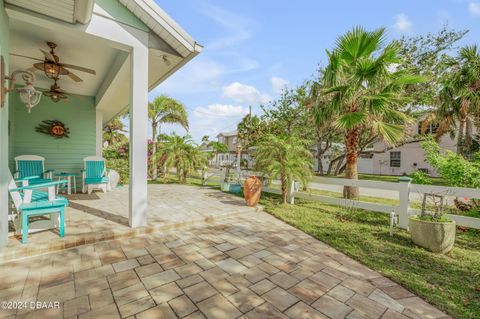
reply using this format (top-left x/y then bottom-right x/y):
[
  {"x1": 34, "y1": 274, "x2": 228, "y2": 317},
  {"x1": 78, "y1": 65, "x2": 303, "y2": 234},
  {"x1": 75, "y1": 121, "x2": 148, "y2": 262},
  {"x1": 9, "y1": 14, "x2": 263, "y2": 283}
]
[
  {"x1": 66, "y1": 71, "x2": 83, "y2": 82},
  {"x1": 60, "y1": 63, "x2": 96, "y2": 75},
  {"x1": 27, "y1": 66, "x2": 37, "y2": 73},
  {"x1": 9, "y1": 53, "x2": 44, "y2": 62},
  {"x1": 40, "y1": 49, "x2": 55, "y2": 62}
]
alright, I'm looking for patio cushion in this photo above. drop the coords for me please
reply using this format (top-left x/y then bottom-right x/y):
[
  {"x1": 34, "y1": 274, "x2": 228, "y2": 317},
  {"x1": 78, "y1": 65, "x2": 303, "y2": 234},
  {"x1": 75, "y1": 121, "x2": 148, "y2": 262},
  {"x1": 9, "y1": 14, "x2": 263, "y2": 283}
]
[
  {"x1": 85, "y1": 177, "x2": 109, "y2": 185},
  {"x1": 17, "y1": 160, "x2": 43, "y2": 179},
  {"x1": 86, "y1": 161, "x2": 105, "y2": 178}
]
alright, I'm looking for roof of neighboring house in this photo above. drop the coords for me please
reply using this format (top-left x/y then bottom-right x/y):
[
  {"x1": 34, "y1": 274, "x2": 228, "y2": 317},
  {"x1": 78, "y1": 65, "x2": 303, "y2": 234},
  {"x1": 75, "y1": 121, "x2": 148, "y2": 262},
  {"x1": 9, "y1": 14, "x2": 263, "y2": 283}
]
[{"x1": 217, "y1": 130, "x2": 238, "y2": 138}]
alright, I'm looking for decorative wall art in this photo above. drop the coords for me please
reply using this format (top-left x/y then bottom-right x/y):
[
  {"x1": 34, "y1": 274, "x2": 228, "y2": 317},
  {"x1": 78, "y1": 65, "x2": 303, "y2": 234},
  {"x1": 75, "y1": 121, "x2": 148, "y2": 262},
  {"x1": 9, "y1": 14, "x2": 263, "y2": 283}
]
[{"x1": 35, "y1": 120, "x2": 70, "y2": 138}]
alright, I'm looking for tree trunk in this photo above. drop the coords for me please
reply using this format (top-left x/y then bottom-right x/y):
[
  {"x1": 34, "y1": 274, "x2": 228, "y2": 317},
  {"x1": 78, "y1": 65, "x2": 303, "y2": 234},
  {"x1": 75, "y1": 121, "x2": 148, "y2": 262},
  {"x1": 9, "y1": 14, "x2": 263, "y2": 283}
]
[
  {"x1": 182, "y1": 171, "x2": 188, "y2": 183},
  {"x1": 457, "y1": 117, "x2": 466, "y2": 155},
  {"x1": 343, "y1": 128, "x2": 359, "y2": 199},
  {"x1": 151, "y1": 122, "x2": 158, "y2": 181},
  {"x1": 316, "y1": 140, "x2": 324, "y2": 175},
  {"x1": 280, "y1": 173, "x2": 288, "y2": 204},
  {"x1": 334, "y1": 156, "x2": 345, "y2": 175}
]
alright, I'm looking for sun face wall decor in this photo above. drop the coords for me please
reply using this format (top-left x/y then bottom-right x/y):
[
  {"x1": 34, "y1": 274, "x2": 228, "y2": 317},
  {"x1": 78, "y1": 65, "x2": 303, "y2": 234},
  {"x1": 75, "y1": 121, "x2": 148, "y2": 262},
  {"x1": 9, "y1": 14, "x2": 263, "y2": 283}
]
[{"x1": 35, "y1": 120, "x2": 70, "y2": 138}]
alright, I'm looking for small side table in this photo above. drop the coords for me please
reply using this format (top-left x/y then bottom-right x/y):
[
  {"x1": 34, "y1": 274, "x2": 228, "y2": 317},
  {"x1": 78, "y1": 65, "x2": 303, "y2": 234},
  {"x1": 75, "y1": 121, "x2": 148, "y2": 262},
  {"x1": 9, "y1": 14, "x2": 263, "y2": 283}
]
[{"x1": 55, "y1": 173, "x2": 78, "y2": 195}]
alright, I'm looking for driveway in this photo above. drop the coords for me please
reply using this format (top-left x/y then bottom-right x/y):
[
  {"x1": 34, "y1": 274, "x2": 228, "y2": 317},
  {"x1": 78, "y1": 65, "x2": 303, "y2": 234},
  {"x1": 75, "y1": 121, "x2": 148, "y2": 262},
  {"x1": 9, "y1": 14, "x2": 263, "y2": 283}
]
[{"x1": 0, "y1": 210, "x2": 449, "y2": 319}]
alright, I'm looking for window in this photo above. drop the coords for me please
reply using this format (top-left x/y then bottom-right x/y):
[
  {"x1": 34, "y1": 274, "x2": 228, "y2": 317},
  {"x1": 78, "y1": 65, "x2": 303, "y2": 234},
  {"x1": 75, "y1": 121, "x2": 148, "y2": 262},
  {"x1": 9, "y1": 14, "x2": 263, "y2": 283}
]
[{"x1": 390, "y1": 151, "x2": 401, "y2": 168}]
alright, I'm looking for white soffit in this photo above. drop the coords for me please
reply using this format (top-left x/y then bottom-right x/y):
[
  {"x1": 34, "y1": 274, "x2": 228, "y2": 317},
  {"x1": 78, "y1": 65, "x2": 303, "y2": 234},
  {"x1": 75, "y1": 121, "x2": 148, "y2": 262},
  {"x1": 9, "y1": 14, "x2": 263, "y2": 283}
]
[{"x1": 118, "y1": 0, "x2": 203, "y2": 57}]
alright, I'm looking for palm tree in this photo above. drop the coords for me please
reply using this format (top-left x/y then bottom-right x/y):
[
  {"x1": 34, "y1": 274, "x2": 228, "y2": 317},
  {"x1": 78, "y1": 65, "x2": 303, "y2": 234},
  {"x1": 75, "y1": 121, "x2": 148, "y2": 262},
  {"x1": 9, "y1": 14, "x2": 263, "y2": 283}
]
[
  {"x1": 426, "y1": 45, "x2": 480, "y2": 155},
  {"x1": 149, "y1": 95, "x2": 188, "y2": 180},
  {"x1": 158, "y1": 134, "x2": 207, "y2": 183},
  {"x1": 313, "y1": 26, "x2": 422, "y2": 198},
  {"x1": 103, "y1": 117, "x2": 127, "y2": 146},
  {"x1": 255, "y1": 134, "x2": 312, "y2": 204}
]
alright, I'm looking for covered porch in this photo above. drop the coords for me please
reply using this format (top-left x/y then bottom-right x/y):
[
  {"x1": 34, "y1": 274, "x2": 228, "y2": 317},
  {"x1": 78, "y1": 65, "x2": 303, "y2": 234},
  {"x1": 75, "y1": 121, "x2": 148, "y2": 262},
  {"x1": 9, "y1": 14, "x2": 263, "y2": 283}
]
[{"x1": 0, "y1": 0, "x2": 202, "y2": 249}]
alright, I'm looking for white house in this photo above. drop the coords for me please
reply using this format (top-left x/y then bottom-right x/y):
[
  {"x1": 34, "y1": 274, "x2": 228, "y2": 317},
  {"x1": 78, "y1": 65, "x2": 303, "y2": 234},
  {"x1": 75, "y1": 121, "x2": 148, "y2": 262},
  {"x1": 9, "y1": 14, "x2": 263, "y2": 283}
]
[
  {"x1": 0, "y1": 0, "x2": 202, "y2": 248},
  {"x1": 370, "y1": 120, "x2": 457, "y2": 177}
]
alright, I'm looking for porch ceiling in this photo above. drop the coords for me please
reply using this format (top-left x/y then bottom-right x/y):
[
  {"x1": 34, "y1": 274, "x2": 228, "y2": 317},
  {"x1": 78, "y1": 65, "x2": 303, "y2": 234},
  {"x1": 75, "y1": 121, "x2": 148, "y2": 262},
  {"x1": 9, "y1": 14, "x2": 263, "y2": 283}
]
[
  {"x1": 9, "y1": 18, "x2": 120, "y2": 97},
  {"x1": 5, "y1": 0, "x2": 93, "y2": 24}
]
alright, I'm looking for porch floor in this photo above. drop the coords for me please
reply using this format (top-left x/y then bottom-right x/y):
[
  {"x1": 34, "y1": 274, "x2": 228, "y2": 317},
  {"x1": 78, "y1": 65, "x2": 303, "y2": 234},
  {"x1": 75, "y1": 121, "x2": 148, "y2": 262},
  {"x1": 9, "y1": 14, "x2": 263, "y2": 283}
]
[{"x1": 2, "y1": 184, "x2": 255, "y2": 262}]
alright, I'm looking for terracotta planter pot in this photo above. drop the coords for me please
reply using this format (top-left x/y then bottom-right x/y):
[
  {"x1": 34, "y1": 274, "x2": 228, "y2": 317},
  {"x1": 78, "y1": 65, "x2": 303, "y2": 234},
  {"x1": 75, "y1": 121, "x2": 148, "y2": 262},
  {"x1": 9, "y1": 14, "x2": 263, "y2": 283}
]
[
  {"x1": 244, "y1": 176, "x2": 262, "y2": 207},
  {"x1": 409, "y1": 217, "x2": 456, "y2": 254}
]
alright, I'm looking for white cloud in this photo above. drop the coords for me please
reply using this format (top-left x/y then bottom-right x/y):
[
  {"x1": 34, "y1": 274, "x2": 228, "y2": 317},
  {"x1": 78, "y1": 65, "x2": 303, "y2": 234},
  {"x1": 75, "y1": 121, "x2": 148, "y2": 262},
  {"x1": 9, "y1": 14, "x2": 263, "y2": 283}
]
[
  {"x1": 222, "y1": 82, "x2": 272, "y2": 104},
  {"x1": 469, "y1": 2, "x2": 480, "y2": 16},
  {"x1": 194, "y1": 104, "x2": 249, "y2": 118},
  {"x1": 155, "y1": 58, "x2": 224, "y2": 94},
  {"x1": 393, "y1": 13, "x2": 413, "y2": 33},
  {"x1": 270, "y1": 76, "x2": 290, "y2": 93}
]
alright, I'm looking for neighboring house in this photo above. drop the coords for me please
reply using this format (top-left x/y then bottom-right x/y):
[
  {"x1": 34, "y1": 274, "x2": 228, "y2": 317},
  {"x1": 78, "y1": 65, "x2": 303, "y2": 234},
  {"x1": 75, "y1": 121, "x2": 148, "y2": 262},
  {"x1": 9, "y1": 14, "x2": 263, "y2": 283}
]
[
  {"x1": 210, "y1": 130, "x2": 254, "y2": 168},
  {"x1": 370, "y1": 120, "x2": 456, "y2": 177},
  {"x1": 0, "y1": 0, "x2": 201, "y2": 247}
]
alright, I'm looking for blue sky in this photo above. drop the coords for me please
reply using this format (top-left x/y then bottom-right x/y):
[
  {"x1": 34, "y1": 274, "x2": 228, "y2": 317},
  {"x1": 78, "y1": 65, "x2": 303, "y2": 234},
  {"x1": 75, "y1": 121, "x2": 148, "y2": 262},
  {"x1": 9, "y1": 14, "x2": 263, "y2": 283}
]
[{"x1": 149, "y1": 0, "x2": 480, "y2": 143}]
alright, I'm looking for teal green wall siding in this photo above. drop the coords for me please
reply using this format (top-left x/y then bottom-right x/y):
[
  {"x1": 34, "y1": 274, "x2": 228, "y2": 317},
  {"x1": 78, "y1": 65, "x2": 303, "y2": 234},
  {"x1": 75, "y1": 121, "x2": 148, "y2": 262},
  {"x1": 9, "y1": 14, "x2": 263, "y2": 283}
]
[
  {"x1": 0, "y1": 0, "x2": 10, "y2": 248},
  {"x1": 11, "y1": 92, "x2": 96, "y2": 187},
  {"x1": 95, "y1": 0, "x2": 148, "y2": 31}
]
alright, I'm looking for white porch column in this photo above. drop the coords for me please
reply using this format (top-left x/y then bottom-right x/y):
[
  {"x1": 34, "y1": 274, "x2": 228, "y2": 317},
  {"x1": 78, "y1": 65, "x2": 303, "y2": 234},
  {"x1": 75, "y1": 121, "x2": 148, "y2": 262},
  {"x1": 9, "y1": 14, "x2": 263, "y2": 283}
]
[
  {"x1": 95, "y1": 110, "x2": 103, "y2": 157},
  {"x1": 129, "y1": 46, "x2": 149, "y2": 228}
]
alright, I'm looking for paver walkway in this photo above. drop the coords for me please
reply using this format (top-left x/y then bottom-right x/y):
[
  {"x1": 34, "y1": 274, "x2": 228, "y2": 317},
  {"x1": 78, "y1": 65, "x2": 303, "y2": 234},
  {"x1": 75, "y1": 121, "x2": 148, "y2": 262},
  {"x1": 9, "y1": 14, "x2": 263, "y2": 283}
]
[{"x1": 0, "y1": 211, "x2": 449, "y2": 319}]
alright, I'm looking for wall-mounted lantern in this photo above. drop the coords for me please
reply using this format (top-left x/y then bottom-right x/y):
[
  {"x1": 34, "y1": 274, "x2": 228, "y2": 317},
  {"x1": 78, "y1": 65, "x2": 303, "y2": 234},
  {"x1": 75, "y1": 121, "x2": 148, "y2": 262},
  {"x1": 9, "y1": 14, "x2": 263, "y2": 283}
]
[{"x1": 1, "y1": 55, "x2": 42, "y2": 113}]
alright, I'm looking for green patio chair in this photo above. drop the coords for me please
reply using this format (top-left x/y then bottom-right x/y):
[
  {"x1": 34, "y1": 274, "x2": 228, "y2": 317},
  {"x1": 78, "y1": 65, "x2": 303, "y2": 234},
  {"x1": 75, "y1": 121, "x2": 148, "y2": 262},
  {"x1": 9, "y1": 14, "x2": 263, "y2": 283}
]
[
  {"x1": 81, "y1": 156, "x2": 111, "y2": 194},
  {"x1": 14, "y1": 155, "x2": 54, "y2": 186},
  {"x1": 8, "y1": 169, "x2": 68, "y2": 244}
]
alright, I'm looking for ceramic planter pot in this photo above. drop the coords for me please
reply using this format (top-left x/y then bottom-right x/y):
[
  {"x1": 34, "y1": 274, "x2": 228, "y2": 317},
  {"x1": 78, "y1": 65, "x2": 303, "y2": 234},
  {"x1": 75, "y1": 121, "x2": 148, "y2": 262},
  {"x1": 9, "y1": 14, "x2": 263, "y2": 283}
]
[
  {"x1": 409, "y1": 217, "x2": 456, "y2": 254},
  {"x1": 244, "y1": 176, "x2": 262, "y2": 207}
]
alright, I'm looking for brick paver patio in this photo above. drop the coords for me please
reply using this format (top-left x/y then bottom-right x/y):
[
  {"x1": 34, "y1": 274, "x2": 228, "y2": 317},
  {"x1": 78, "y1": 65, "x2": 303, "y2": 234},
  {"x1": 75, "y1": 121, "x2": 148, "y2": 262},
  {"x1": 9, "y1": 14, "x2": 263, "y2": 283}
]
[
  {"x1": 0, "y1": 205, "x2": 449, "y2": 318},
  {"x1": 1, "y1": 185, "x2": 256, "y2": 261}
]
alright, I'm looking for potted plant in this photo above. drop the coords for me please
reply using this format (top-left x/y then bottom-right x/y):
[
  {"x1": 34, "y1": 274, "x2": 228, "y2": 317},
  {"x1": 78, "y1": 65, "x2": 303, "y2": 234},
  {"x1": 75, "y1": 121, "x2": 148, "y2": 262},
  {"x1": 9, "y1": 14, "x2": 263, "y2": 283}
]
[{"x1": 409, "y1": 193, "x2": 456, "y2": 254}]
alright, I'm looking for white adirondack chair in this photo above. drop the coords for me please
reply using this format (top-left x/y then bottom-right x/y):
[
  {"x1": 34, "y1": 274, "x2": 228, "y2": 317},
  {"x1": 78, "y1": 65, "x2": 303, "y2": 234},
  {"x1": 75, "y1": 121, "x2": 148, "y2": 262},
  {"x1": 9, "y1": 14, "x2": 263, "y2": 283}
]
[{"x1": 82, "y1": 156, "x2": 111, "y2": 194}]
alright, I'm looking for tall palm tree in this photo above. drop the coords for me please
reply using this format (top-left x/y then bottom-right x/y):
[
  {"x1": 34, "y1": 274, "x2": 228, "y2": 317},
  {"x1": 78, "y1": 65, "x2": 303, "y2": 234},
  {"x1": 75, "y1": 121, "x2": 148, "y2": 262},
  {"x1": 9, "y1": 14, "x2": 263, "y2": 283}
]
[
  {"x1": 255, "y1": 134, "x2": 312, "y2": 204},
  {"x1": 314, "y1": 26, "x2": 422, "y2": 198},
  {"x1": 427, "y1": 45, "x2": 480, "y2": 155},
  {"x1": 149, "y1": 95, "x2": 188, "y2": 180},
  {"x1": 158, "y1": 134, "x2": 207, "y2": 183}
]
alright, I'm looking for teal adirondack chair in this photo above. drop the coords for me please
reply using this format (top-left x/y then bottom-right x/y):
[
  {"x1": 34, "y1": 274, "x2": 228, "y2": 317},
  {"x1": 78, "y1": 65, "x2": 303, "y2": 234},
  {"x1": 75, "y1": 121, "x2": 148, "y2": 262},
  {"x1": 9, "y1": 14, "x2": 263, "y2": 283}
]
[
  {"x1": 14, "y1": 155, "x2": 54, "y2": 186},
  {"x1": 82, "y1": 156, "x2": 111, "y2": 194},
  {"x1": 8, "y1": 169, "x2": 68, "y2": 244}
]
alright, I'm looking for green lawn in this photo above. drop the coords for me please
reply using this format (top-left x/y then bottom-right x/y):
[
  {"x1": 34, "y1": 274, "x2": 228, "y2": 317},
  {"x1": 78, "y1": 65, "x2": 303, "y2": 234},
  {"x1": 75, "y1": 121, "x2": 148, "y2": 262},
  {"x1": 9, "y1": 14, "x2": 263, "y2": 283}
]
[
  {"x1": 259, "y1": 193, "x2": 480, "y2": 319},
  {"x1": 319, "y1": 173, "x2": 449, "y2": 186}
]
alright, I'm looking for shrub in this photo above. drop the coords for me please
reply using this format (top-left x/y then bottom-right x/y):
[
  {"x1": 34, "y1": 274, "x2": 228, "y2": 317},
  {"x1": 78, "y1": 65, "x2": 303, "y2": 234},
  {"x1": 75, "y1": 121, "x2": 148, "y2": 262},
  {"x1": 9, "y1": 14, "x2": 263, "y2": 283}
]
[
  {"x1": 409, "y1": 170, "x2": 432, "y2": 185},
  {"x1": 421, "y1": 139, "x2": 480, "y2": 188},
  {"x1": 106, "y1": 158, "x2": 129, "y2": 185}
]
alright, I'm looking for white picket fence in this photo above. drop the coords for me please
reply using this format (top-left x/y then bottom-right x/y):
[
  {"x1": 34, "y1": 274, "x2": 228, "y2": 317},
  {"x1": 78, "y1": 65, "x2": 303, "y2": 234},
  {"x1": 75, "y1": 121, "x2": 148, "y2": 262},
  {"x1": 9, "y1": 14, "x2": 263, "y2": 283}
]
[
  {"x1": 199, "y1": 170, "x2": 480, "y2": 230},
  {"x1": 285, "y1": 177, "x2": 480, "y2": 230}
]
